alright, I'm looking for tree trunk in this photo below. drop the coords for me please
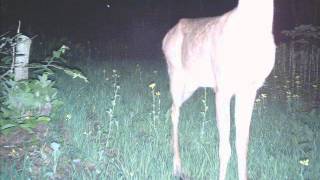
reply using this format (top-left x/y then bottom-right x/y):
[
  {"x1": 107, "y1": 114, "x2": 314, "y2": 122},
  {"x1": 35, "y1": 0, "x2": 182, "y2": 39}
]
[{"x1": 15, "y1": 34, "x2": 32, "y2": 81}]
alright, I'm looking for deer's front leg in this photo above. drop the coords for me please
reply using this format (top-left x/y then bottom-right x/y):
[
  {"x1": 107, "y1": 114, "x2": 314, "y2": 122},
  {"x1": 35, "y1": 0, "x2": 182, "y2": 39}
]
[
  {"x1": 235, "y1": 88, "x2": 257, "y2": 180},
  {"x1": 215, "y1": 90, "x2": 233, "y2": 180}
]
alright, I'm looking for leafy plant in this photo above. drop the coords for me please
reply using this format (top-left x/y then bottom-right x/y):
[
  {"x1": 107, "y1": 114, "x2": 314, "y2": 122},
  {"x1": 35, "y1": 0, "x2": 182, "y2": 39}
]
[
  {"x1": 0, "y1": 34, "x2": 88, "y2": 134},
  {"x1": 0, "y1": 73, "x2": 62, "y2": 133}
]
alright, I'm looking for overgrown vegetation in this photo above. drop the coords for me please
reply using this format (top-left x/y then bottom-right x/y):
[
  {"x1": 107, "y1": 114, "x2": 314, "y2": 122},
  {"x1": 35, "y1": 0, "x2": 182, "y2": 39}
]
[
  {"x1": 0, "y1": 25, "x2": 319, "y2": 179},
  {"x1": 273, "y1": 25, "x2": 320, "y2": 114},
  {"x1": 0, "y1": 34, "x2": 87, "y2": 134}
]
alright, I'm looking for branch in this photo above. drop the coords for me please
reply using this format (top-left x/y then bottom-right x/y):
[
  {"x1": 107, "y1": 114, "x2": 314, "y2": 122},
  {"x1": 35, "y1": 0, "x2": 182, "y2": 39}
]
[
  {"x1": 0, "y1": 31, "x2": 10, "y2": 38},
  {"x1": 0, "y1": 69, "x2": 12, "y2": 80}
]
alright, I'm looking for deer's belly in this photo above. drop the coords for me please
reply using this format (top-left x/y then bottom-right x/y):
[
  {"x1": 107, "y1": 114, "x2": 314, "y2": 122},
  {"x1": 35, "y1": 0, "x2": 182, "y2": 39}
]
[
  {"x1": 182, "y1": 56, "x2": 216, "y2": 88},
  {"x1": 213, "y1": 40, "x2": 276, "y2": 91}
]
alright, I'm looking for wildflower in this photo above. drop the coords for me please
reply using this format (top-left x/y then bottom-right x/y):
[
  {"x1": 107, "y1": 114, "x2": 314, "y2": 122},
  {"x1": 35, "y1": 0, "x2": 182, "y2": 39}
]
[
  {"x1": 50, "y1": 142, "x2": 61, "y2": 151},
  {"x1": 60, "y1": 45, "x2": 70, "y2": 54},
  {"x1": 292, "y1": 94, "x2": 299, "y2": 98},
  {"x1": 155, "y1": 91, "x2": 161, "y2": 96},
  {"x1": 61, "y1": 45, "x2": 70, "y2": 50},
  {"x1": 299, "y1": 158, "x2": 309, "y2": 166},
  {"x1": 66, "y1": 114, "x2": 72, "y2": 120},
  {"x1": 149, "y1": 82, "x2": 156, "y2": 89},
  {"x1": 9, "y1": 148, "x2": 18, "y2": 157},
  {"x1": 261, "y1": 93, "x2": 267, "y2": 98}
]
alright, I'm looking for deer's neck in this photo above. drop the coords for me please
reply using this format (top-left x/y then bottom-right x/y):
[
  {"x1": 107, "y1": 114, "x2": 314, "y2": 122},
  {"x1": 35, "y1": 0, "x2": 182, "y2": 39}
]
[{"x1": 235, "y1": 0, "x2": 274, "y2": 33}]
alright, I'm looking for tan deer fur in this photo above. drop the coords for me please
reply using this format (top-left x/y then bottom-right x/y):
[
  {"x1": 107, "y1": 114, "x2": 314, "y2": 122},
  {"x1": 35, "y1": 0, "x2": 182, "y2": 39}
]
[{"x1": 162, "y1": 1, "x2": 275, "y2": 180}]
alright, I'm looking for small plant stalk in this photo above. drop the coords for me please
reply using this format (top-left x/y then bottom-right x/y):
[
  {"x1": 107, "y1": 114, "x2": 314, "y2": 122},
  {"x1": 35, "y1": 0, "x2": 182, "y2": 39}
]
[
  {"x1": 200, "y1": 88, "x2": 208, "y2": 139},
  {"x1": 106, "y1": 69, "x2": 120, "y2": 147}
]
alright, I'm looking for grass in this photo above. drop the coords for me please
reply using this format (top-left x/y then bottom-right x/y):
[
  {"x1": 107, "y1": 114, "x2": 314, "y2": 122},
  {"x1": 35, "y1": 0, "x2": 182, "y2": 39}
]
[{"x1": 1, "y1": 55, "x2": 320, "y2": 179}]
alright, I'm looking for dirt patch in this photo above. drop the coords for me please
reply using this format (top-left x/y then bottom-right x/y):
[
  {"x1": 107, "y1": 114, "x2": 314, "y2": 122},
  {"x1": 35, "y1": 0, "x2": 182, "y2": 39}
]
[{"x1": 0, "y1": 123, "x2": 49, "y2": 162}]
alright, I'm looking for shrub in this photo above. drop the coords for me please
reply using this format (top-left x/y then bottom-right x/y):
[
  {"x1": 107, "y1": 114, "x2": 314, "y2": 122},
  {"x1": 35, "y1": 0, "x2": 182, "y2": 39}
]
[{"x1": 0, "y1": 36, "x2": 87, "y2": 134}]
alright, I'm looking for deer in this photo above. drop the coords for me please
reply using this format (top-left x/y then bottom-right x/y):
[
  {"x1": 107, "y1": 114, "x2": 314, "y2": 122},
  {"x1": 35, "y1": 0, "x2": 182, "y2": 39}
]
[{"x1": 162, "y1": 0, "x2": 275, "y2": 180}]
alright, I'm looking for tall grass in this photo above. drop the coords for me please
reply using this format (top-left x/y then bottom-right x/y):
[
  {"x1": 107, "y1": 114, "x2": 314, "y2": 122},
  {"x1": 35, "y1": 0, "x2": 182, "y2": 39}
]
[{"x1": 1, "y1": 35, "x2": 320, "y2": 179}]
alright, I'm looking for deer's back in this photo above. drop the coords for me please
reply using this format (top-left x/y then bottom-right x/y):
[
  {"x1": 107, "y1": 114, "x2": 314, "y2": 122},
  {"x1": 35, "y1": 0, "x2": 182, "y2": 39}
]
[{"x1": 162, "y1": 9, "x2": 275, "y2": 92}]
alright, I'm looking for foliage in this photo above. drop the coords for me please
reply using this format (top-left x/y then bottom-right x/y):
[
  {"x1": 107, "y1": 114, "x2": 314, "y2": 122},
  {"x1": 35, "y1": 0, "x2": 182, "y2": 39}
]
[
  {"x1": 275, "y1": 25, "x2": 320, "y2": 97},
  {"x1": 282, "y1": 24, "x2": 320, "y2": 45},
  {"x1": 30, "y1": 45, "x2": 88, "y2": 83},
  {"x1": 0, "y1": 44, "x2": 319, "y2": 179},
  {"x1": 0, "y1": 34, "x2": 88, "y2": 134},
  {"x1": 0, "y1": 73, "x2": 62, "y2": 133}
]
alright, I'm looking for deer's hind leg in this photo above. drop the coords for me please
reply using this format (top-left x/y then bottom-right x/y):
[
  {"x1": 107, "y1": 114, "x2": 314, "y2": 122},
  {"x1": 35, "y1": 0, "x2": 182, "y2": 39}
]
[
  {"x1": 169, "y1": 69, "x2": 197, "y2": 177},
  {"x1": 234, "y1": 88, "x2": 257, "y2": 180}
]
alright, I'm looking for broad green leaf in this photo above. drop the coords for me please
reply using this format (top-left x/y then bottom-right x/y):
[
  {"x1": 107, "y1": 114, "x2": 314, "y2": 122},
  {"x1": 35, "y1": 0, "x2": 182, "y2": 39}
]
[
  {"x1": 52, "y1": 50, "x2": 62, "y2": 59},
  {"x1": 1, "y1": 123, "x2": 16, "y2": 130},
  {"x1": 36, "y1": 116, "x2": 51, "y2": 122},
  {"x1": 19, "y1": 124, "x2": 34, "y2": 133},
  {"x1": 63, "y1": 68, "x2": 88, "y2": 82}
]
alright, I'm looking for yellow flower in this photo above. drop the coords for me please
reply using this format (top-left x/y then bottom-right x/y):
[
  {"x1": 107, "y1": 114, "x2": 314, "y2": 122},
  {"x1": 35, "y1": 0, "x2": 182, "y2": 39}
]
[
  {"x1": 292, "y1": 94, "x2": 299, "y2": 98},
  {"x1": 9, "y1": 149, "x2": 18, "y2": 157},
  {"x1": 66, "y1": 114, "x2": 72, "y2": 120},
  {"x1": 155, "y1": 91, "x2": 160, "y2": 96},
  {"x1": 299, "y1": 158, "x2": 309, "y2": 166},
  {"x1": 149, "y1": 82, "x2": 156, "y2": 89}
]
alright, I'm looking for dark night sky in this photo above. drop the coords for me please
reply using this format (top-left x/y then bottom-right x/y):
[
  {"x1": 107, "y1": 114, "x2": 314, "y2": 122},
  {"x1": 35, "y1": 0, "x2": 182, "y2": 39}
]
[
  {"x1": 1, "y1": 0, "x2": 319, "y2": 58},
  {"x1": 2, "y1": 0, "x2": 237, "y2": 37}
]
